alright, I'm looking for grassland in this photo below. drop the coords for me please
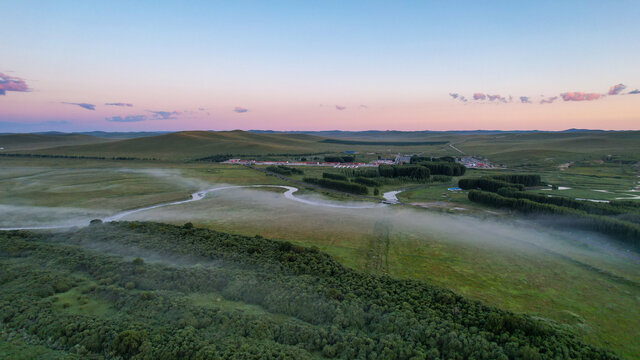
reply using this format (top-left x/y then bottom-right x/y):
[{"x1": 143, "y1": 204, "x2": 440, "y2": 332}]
[
  {"x1": 0, "y1": 133, "x2": 115, "y2": 151},
  {"x1": 1, "y1": 130, "x2": 639, "y2": 358}
]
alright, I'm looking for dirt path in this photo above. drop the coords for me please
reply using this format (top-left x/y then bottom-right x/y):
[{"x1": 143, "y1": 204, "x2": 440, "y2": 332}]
[{"x1": 449, "y1": 143, "x2": 465, "y2": 155}]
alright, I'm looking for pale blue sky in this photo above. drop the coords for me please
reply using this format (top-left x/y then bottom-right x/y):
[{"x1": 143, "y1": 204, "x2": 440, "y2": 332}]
[{"x1": 2, "y1": 1, "x2": 639, "y2": 131}]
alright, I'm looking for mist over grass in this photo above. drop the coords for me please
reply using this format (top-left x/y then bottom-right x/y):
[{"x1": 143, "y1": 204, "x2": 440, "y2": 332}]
[
  {"x1": 128, "y1": 185, "x2": 638, "y2": 265},
  {"x1": 1, "y1": 165, "x2": 639, "y2": 356},
  {"x1": 0, "y1": 204, "x2": 108, "y2": 229}
]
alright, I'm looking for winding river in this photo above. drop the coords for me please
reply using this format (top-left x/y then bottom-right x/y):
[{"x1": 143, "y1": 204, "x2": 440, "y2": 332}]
[{"x1": 0, "y1": 185, "x2": 389, "y2": 231}]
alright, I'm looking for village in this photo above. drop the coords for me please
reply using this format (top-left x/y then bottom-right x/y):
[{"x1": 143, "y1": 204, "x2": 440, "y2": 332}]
[{"x1": 223, "y1": 154, "x2": 497, "y2": 169}]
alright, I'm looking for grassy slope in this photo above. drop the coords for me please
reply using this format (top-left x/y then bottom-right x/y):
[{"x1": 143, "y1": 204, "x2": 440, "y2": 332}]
[
  {"x1": 454, "y1": 132, "x2": 640, "y2": 166},
  {"x1": 20, "y1": 130, "x2": 460, "y2": 160},
  {"x1": 21, "y1": 131, "x2": 328, "y2": 160},
  {"x1": 15, "y1": 131, "x2": 640, "y2": 165},
  {"x1": 2, "y1": 131, "x2": 640, "y2": 357},
  {"x1": 0, "y1": 133, "x2": 114, "y2": 151}
]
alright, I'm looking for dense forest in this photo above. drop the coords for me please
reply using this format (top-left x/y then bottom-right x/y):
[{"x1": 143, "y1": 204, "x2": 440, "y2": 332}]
[{"x1": 0, "y1": 222, "x2": 619, "y2": 359}]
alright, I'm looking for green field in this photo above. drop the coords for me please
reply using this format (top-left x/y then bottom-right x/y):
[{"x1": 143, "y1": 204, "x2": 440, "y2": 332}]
[{"x1": 1, "y1": 130, "x2": 639, "y2": 358}]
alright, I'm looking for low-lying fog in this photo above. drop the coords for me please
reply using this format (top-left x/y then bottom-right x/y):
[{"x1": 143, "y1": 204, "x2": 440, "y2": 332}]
[{"x1": 1, "y1": 167, "x2": 638, "y2": 284}]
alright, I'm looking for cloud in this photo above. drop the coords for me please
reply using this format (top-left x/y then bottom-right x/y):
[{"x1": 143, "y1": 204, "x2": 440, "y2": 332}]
[
  {"x1": 608, "y1": 83, "x2": 626, "y2": 96},
  {"x1": 105, "y1": 102, "x2": 133, "y2": 107},
  {"x1": 359, "y1": 104, "x2": 368, "y2": 109},
  {"x1": 106, "y1": 115, "x2": 147, "y2": 122},
  {"x1": 150, "y1": 110, "x2": 179, "y2": 119},
  {"x1": 539, "y1": 96, "x2": 558, "y2": 104},
  {"x1": 449, "y1": 93, "x2": 467, "y2": 102},
  {"x1": 198, "y1": 107, "x2": 207, "y2": 111},
  {"x1": 233, "y1": 107, "x2": 248, "y2": 113},
  {"x1": 335, "y1": 105, "x2": 346, "y2": 111},
  {"x1": 487, "y1": 94, "x2": 508, "y2": 103},
  {"x1": 560, "y1": 92, "x2": 601, "y2": 101},
  {"x1": 0, "y1": 72, "x2": 30, "y2": 95},
  {"x1": 450, "y1": 83, "x2": 638, "y2": 105},
  {"x1": 61, "y1": 102, "x2": 96, "y2": 110}
]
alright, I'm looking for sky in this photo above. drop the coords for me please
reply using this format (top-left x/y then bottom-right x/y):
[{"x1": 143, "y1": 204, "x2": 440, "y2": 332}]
[{"x1": 1, "y1": 0, "x2": 639, "y2": 132}]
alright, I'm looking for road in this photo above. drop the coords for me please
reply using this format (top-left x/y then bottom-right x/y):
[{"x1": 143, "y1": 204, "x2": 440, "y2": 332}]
[{"x1": 449, "y1": 143, "x2": 465, "y2": 155}]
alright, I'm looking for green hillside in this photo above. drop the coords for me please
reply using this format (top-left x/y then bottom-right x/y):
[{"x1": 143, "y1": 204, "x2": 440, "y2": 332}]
[
  {"x1": 453, "y1": 131, "x2": 640, "y2": 166},
  {"x1": 5, "y1": 130, "x2": 640, "y2": 165},
  {"x1": 0, "y1": 133, "x2": 114, "y2": 151},
  {"x1": 23, "y1": 131, "x2": 330, "y2": 160}
]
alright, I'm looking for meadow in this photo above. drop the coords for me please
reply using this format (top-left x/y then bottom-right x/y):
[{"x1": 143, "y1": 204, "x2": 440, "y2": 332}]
[{"x1": 1, "y1": 130, "x2": 639, "y2": 358}]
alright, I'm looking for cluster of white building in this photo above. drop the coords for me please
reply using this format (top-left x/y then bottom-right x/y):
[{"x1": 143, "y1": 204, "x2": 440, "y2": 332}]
[{"x1": 223, "y1": 158, "x2": 398, "y2": 168}]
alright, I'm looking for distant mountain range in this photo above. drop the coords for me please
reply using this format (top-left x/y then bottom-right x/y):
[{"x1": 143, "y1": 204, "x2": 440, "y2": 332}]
[
  {"x1": 0, "y1": 129, "x2": 624, "y2": 139},
  {"x1": 249, "y1": 129, "x2": 614, "y2": 137},
  {"x1": 29, "y1": 131, "x2": 171, "y2": 139}
]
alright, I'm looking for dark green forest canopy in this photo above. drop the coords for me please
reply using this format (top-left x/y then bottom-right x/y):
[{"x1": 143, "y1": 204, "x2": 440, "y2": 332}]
[{"x1": 0, "y1": 222, "x2": 618, "y2": 359}]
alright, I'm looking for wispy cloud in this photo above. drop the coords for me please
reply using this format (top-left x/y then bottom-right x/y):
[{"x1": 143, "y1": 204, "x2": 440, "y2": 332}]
[
  {"x1": 487, "y1": 94, "x2": 509, "y2": 103},
  {"x1": 540, "y1": 96, "x2": 558, "y2": 104},
  {"x1": 450, "y1": 83, "x2": 636, "y2": 106},
  {"x1": 61, "y1": 102, "x2": 96, "y2": 110},
  {"x1": 150, "y1": 110, "x2": 179, "y2": 119},
  {"x1": 359, "y1": 104, "x2": 368, "y2": 109},
  {"x1": 449, "y1": 93, "x2": 467, "y2": 102},
  {"x1": 0, "y1": 72, "x2": 29, "y2": 96},
  {"x1": 233, "y1": 107, "x2": 248, "y2": 113},
  {"x1": 608, "y1": 83, "x2": 626, "y2": 95},
  {"x1": 560, "y1": 92, "x2": 601, "y2": 101},
  {"x1": 106, "y1": 115, "x2": 147, "y2": 122},
  {"x1": 335, "y1": 105, "x2": 346, "y2": 111},
  {"x1": 105, "y1": 102, "x2": 133, "y2": 107}
]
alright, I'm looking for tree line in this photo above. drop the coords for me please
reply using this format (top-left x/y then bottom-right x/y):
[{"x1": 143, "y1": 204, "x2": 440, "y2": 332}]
[
  {"x1": 303, "y1": 177, "x2": 369, "y2": 195},
  {"x1": 410, "y1": 157, "x2": 466, "y2": 176},
  {"x1": 378, "y1": 165, "x2": 431, "y2": 180},
  {"x1": 468, "y1": 190, "x2": 640, "y2": 246},
  {"x1": 459, "y1": 178, "x2": 525, "y2": 192},
  {"x1": 324, "y1": 156, "x2": 356, "y2": 163},
  {"x1": 322, "y1": 172, "x2": 348, "y2": 181},
  {"x1": 266, "y1": 165, "x2": 304, "y2": 176}
]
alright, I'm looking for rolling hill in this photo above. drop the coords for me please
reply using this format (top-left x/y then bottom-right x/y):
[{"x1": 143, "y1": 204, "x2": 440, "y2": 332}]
[
  {"x1": 455, "y1": 131, "x2": 640, "y2": 165},
  {"x1": 22, "y1": 131, "x2": 331, "y2": 160},
  {"x1": 0, "y1": 133, "x2": 115, "y2": 151}
]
